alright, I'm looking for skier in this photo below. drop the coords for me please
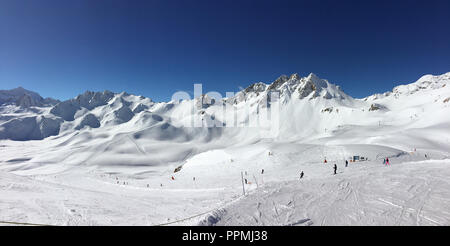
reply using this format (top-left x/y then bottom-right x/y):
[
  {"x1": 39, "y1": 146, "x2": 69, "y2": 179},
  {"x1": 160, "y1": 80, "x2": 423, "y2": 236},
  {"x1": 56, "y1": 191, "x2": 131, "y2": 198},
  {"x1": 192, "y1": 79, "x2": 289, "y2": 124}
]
[
  {"x1": 324, "y1": 159, "x2": 327, "y2": 163},
  {"x1": 345, "y1": 160, "x2": 348, "y2": 167},
  {"x1": 300, "y1": 171, "x2": 304, "y2": 179},
  {"x1": 261, "y1": 169, "x2": 264, "y2": 174},
  {"x1": 386, "y1": 157, "x2": 390, "y2": 166},
  {"x1": 383, "y1": 158, "x2": 386, "y2": 165},
  {"x1": 245, "y1": 178, "x2": 248, "y2": 184},
  {"x1": 333, "y1": 164, "x2": 337, "y2": 175}
]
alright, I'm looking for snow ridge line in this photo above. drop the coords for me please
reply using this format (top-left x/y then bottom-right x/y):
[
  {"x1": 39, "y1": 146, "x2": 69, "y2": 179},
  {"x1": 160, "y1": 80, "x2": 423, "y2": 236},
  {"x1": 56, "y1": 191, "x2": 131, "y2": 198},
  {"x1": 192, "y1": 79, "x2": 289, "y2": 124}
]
[
  {"x1": 152, "y1": 194, "x2": 247, "y2": 226},
  {"x1": 127, "y1": 135, "x2": 146, "y2": 155}
]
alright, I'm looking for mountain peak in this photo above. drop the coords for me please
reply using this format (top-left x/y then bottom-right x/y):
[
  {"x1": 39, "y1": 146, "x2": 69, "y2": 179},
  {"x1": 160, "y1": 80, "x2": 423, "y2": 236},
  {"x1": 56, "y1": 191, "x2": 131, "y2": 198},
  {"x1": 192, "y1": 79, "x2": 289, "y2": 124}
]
[
  {"x1": 305, "y1": 73, "x2": 324, "y2": 84},
  {"x1": 267, "y1": 75, "x2": 289, "y2": 90},
  {"x1": 307, "y1": 72, "x2": 319, "y2": 79},
  {"x1": 390, "y1": 72, "x2": 450, "y2": 96},
  {"x1": 289, "y1": 73, "x2": 300, "y2": 80},
  {"x1": 0, "y1": 87, "x2": 59, "y2": 107},
  {"x1": 244, "y1": 82, "x2": 267, "y2": 94},
  {"x1": 416, "y1": 72, "x2": 450, "y2": 84}
]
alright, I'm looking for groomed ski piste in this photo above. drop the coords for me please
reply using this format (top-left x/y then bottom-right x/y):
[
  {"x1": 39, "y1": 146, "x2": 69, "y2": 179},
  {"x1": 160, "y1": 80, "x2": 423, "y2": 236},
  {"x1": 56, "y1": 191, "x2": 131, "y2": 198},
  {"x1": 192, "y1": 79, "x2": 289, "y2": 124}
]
[{"x1": 1, "y1": 72, "x2": 450, "y2": 226}]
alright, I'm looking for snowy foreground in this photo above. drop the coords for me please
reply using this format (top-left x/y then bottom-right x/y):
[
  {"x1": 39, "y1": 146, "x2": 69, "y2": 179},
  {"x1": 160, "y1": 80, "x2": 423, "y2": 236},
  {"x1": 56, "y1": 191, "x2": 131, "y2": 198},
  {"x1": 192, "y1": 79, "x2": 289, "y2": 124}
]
[
  {"x1": 1, "y1": 141, "x2": 449, "y2": 226},
  {"x1": 1, "y1": 72, "x2": 450, "y2": 225}
]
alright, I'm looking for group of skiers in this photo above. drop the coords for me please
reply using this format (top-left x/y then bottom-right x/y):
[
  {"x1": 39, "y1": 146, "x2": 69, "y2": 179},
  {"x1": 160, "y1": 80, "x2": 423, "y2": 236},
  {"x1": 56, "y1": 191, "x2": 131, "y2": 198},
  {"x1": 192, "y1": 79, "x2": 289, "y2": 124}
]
[
  {"x1": 112, "y1": 176, "x2": 130, "y2": 185},
  {"x1": 243, "y1": 169, "x2": 265, "y2": 184},
  {"x1": 140, "y1": 155, "x2": 401, "y2": 189},
  {"x1": 299, "y1": 158, "x2": 361, "y2": 179},
  {"x1": 299, "y1": 163, "x2": 338, "y2": 179},
  {"x1": 167, "y1": 155, "x2": 399, "y2": 187},
  {"x1": 169, "y1": 176, "x2": 196, "y2": 181}
]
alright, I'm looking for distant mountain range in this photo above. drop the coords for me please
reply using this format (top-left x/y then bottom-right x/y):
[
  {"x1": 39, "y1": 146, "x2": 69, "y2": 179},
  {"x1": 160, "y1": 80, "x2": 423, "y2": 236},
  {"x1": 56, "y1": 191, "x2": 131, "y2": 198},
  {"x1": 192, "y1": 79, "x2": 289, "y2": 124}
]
[
  {"x1": 0, "y1": 87, "x2": 60, "y2": 107},
  {"x1": 0, "y1": 72, "x2": 449, "y2": 141}
]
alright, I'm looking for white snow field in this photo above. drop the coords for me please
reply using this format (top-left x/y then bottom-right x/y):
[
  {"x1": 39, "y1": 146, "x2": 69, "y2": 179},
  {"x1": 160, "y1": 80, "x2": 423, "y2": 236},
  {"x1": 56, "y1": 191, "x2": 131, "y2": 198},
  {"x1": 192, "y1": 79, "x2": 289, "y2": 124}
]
[{"x1": 1, "y1": 72, "x2": 450, "y2": 225}]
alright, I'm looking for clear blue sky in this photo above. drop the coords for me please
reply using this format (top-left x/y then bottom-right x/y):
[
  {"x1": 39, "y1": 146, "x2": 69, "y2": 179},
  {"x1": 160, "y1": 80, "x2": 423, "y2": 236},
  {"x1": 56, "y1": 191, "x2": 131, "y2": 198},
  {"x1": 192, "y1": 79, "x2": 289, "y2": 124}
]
[{"x1": 1, "y1": 0, "x2": 449, "y2": 101}]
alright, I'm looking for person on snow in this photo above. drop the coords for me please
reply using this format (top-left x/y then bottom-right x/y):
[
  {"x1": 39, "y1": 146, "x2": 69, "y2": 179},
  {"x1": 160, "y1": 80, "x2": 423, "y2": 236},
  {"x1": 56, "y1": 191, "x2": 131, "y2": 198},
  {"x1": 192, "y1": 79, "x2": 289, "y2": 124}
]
[
  {"x1": 245, "y1": 178, "x2": 248, "y2": 184},
  {"x1": 261, "y1": 169, "x2": 264, "y2": 174},
  {"x1": 324, "y1": 159, "x2": 327, "y2": 163},
  {"x1": 333, "y1": 164, "x2": 337, "y2": 175},
  {"x1": 345, "y1": 160, "x2": 348, "y2": 167},
  {"x1": 171, "y1": 176, "x2": 175, "y2": 180},
  {"x1": 300, "y1": 171, "x2": 304, "y2": 179},
  {"x1": 386, "y1": 158, "x2": 390, "y2": 166}
]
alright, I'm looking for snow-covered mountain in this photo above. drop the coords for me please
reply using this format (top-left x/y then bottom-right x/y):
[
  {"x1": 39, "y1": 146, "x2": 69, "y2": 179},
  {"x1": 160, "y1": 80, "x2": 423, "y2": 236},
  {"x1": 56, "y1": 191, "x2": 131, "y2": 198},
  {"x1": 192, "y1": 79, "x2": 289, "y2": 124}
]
[
  {"x1": 1, "y1": 72, "x2": 450, "y2": 226},
  {"x1": 1, "y1": 72, "x2": 449, "y2": 142},
  {"x1": 0, "y1": 87, "x2": 59, "y2": 108}
]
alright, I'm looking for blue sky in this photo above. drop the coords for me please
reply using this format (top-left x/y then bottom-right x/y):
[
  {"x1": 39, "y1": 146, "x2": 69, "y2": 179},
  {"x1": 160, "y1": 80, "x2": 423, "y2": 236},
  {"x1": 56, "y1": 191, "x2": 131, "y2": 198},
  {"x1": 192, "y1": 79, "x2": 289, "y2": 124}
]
[{"x1": 1, "y1": 0, "x2": 449, "y2": 101}]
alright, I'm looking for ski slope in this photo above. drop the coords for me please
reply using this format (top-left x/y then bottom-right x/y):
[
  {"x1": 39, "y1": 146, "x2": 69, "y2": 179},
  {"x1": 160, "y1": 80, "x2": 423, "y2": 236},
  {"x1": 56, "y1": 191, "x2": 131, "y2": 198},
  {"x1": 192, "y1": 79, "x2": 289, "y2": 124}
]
[{"x1": 200, "y1": 158, "x2": 450, "y2": 226}]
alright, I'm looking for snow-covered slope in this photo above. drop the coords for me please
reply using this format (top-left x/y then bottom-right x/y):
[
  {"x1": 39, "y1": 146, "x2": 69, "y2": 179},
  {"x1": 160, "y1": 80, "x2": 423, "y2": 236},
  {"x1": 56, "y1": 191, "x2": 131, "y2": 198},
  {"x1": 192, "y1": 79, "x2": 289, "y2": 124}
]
[
  {"x1": 0, "y1": 87, "x2": 59, "y2": 107},
  {"x1": 2, "y1": 72, "x2": 448, "y2": 143},
  {"x1": 1, "y1": 72, "x2": 450, "y2": 226}
]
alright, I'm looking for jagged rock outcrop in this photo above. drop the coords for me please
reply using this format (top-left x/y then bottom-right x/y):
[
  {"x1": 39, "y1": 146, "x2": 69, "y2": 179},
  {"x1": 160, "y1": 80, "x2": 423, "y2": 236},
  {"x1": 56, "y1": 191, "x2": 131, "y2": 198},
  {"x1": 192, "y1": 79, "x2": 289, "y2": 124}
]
[
  {"x1": 74, "y1": 90, "x2": 115, "y2": 110},
  {"x1": 244, "y1": 82, "x2": 267, "y2": 94},
  {"x1": 321, "y1": 107, "x2": 333, "y2": 113},
  {"x1": 369, "y1": 104, "x2": 380, "y2": 111},
  {"x1": 195, "y1": 94, "x2": 218, "y2": 109},
  {"x1": 75, "y1": 114, "x2": 101, "y2": 130},
  {"x1": 50, "y1": 90, "x2": 115, "y2": 121},
  {"x1": 369, "y1": 103, "x2": 387, "y2": 111},
  {"x1": 267, "y1": 75, "x2": 289, "y2": 91},
  {"x1": 133, "y1": 103, "x2": 149, "y2": 113},
  {"x1": 114, "y1": 105, "x2": 134, "y2": 123},
  {"x1": 444, "y1": 97, "x2": 450, "y2": 103},
  {"x1": 0, "y1": 87, "x2": 59, "y2": 107},
  {"x1": 1, "y1": 72, "x2": 448, "y2": 141},
  {"x1": 230, "y1": 72, "x2": 349, "y2": 106}
]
